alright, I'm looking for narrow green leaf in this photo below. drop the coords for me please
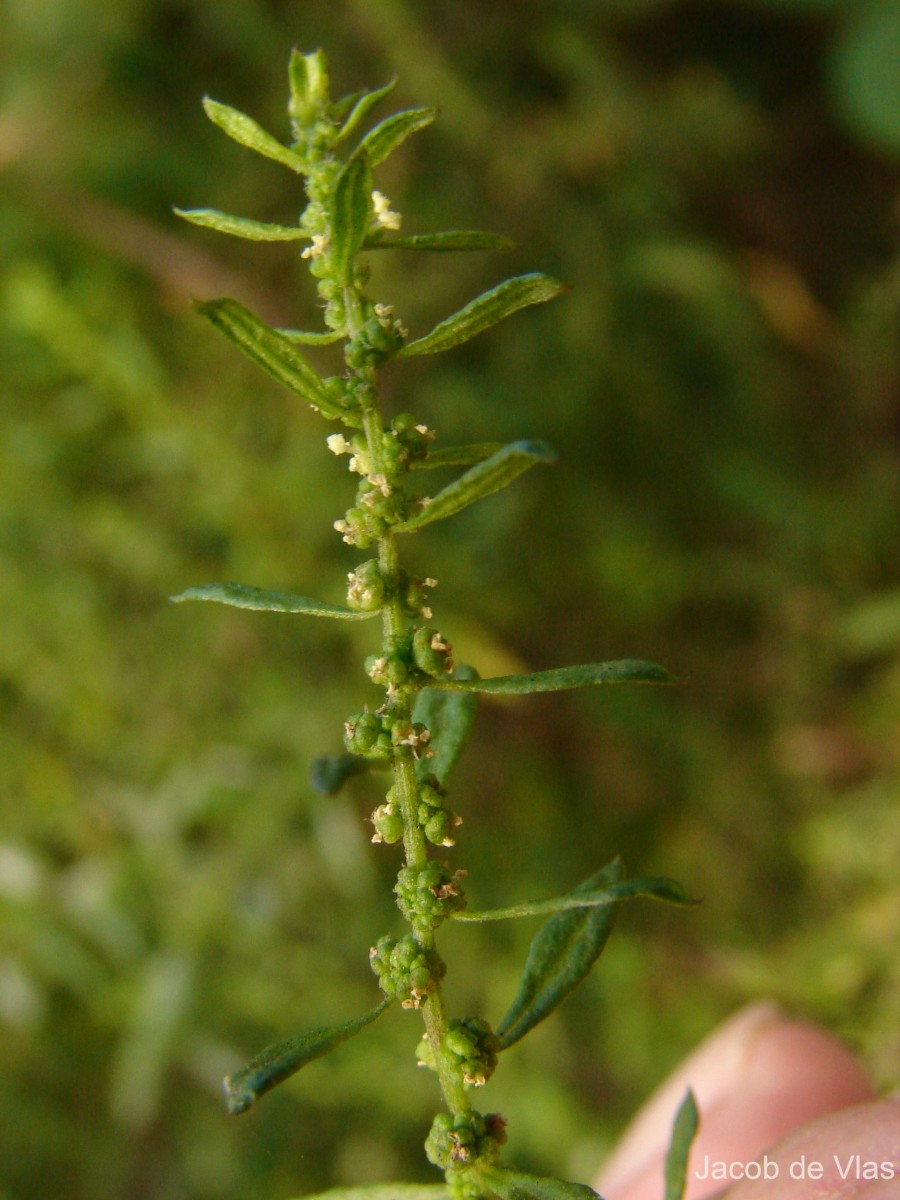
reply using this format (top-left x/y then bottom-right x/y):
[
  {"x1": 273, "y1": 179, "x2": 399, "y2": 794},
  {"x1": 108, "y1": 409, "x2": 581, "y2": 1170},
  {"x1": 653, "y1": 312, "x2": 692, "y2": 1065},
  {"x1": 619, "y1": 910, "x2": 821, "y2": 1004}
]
[
  {"x1": 495, "y1": 861, "x2": 624, "y2": 1049},
  {"x1": 331, "y1": 87, "x2": 366, "y2": 123},
  {"x1": 412, "y1": 667, "x2": 479, "y2": 784},
  {"x1": 665, "y1": 1090, "x2": 700, "y2": 1200},
  {"x1": 427, "y1": 659, "x2": 678, "y2": 694},
  {"x1": 483, "y1": 1168, "x2": 600, "y2": 1200},
  {"x1": 359, "y1": 106, "x2": 438, "y2": 167},
  {"x1": 224, "y1": 1001, "x2": 390, "y2": 1115},
  {"x1": 413, "y1": 443, "x2": 506, "y2": 470},
  {"x1": 400, "y1": 273, "x2": 566, "y2": 358},
  {"x1": 203, "y1": 97, "x2": 304, "y2": 172},
  {"x1": 174, "y1": 208, "x2": 306, "y2": 242},
  {"x1": 453, "y1": 875, "x2": 694, "y2": 923},
  {"x1": 336, "y1": 78, "x2": 398, "y2": 143},
  {"x1": 278, "y1": 328, "x2": 345, "y2": 346},
  {"x1": 171, "y1": 582, "x2": 377, "y2": 619},
  {"x1": 331, "y1": 152, "x2": 374, "y2": 283},
  {"x1": 394, "y1": 441, "x2": 556, "y2": 534},
  {"x1": 194, "y1": 298, "x2": 353, "y2": 421},
  {"x1": 364, "y1": 231, "x2": 516, "y2": 252},
  {"x1": 309, "y1": 753, "x2": 377, "y2": 796},
  {"x1": 288, "y1": 48, "x2": 329, "y2": 129},
  {"x1": 291, "y1": 1185, "x2": 448, "y2": 1200}
]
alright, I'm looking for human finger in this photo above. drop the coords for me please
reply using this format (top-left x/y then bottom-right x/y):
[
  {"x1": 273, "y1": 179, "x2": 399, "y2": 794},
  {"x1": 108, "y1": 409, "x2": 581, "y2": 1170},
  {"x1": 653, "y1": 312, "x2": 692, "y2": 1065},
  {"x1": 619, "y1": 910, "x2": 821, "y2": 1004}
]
[{"x1": 595, "y1": 1002, "x2": 875, "y2": 1200}]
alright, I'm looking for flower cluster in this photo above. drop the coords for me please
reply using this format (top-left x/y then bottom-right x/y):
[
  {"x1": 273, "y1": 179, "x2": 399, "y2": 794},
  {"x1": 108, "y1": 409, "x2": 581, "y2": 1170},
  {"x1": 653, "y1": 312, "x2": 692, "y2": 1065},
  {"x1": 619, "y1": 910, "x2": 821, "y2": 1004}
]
[
  {"x1": 395, "y1": 861, "x2": 467, "y2": 932},
  {"x1": 416, "y1": 1017, "x2": 500, "y2": 1089},
  {"x1": 369, "y1": 934, "x2": 445, "y2": 1009},
  {"x1": 415, "y1": 776, "x2": 461, "y2": 847},
  {"x1": 425, "y1": 1109, "x2": 507, "y2": 1174}
]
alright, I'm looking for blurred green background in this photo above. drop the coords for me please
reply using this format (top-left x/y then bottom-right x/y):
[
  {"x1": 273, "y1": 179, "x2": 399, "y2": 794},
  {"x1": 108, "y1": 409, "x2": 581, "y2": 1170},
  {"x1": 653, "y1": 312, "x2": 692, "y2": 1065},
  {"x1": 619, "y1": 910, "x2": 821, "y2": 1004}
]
[{"x1": 2, "y1": 1, "x2": 898, "y2": 1197}]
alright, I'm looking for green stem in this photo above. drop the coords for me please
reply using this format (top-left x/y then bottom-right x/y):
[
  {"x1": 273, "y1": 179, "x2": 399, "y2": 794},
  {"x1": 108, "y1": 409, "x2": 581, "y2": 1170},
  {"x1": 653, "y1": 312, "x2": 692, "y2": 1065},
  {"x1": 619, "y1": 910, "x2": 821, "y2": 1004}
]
[
  {"x1": 354, "y1": 352, "x2": 469, "y2": 1123},
  {"x1": 342, "y1": 284, "x2": 366, "y2": 339}
]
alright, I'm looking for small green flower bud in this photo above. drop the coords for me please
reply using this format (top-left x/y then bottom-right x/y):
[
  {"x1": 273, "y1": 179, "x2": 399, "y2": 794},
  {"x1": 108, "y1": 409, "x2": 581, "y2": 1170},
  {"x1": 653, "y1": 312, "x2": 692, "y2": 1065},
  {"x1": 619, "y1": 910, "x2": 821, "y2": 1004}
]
[
  {"x1": 391, "y1": 413, "x2": 434, "y2": 463},
  {"x1": 422, "y1": 812, "x2": 452, "y2": 845},
  {"x1": 324, "y1": 298, "x2": 345, "y2": 329},
  {"x1": 443, "y1": 1017, "x2": 500, "y2": 1088},
  {"x1": 343, "y1": 711, "x2": 377, "y2": 752},
  {"x1": 366, "y1": 631, "x2": 414, "y2": 686},
  {"x1": 415, "y1": 777, "x2": 460, "y2": 846},
  {"x1": 368, "y1": 935, "x2": 396, "y2": 990},
  {"x1": 362, "y1": 315, "x2": 397, "y2": 355},
  {"x1": 371, "y1": 801, "x2": 403, "y2": 844},
  {"x1": 425, "y1": 1112, "x2": 454, "y2": 1169},
  {"x1": 357, "y1": 480, "x2": 407, "y2": 523},
  {"x1": 307, "y1": 253, "x2": 331, "y2": 279},
  {"x1": 413, "y1": 625, "x2": 454, "y2": 678},
  {"x1": 321, "y1": 375, "x2": 349, "y2": 406},
  {"x1": 343, "y1": 711, "x2": 392, "y2": 760},
  {"x1": 365, "y1": 654, "x2": 398, "y2": 686},
  {"x1": 390, "y1": 720, "x2": 432, "y2": 759},
  {"x1": 347, "y1": 560, "x2": 384, "y2": 611},
  {"x1": 339, "y1": 481, "x2": 410, "y2": 544},
  {"x1": 385, "y1": 654, "x2": 410, "y2": 685},
  {"x1": 373, "y1": 731, "x2": 393, "y2": 757},
  {"x1": 344, "y1": 340, "x2": 367, "y2": 370},
  {"x1": 334, "y1": 506, "x2": 374, "y2": 548},
  {"x1": 343, "y1": 311, "x2": 406, "y2": 371},
  {"x1": 397, "y1": 571, "x2": 436, "y2": 619},
  {"x1": 415, "y1": 1035, "x2": 437, "y2": 1072},
  {"x1": 444, "y1": 1028, "x2": 475, "y2": 1059},
  {"x1": 381, "y1": 433, "x2": 408, "y2": 474},
  {"x1": 346, "y1": 436, "x2": 372, "y2": 476}
]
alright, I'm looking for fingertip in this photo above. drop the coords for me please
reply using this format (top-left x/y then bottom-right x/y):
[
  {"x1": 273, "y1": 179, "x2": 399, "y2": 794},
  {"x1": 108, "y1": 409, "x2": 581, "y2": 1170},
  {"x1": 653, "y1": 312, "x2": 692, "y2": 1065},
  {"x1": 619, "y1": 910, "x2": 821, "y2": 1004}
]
[{"x1": 596, "y1": 1003, "x2": 875, "y2": 1200}]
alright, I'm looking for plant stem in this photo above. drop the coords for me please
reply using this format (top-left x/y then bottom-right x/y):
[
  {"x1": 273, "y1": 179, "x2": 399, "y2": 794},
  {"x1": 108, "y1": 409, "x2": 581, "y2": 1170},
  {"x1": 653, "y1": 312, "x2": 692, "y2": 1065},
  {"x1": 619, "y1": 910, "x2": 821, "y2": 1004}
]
[{"x1": 355, "y1": 356, "x2": 470, "y2": 1121}]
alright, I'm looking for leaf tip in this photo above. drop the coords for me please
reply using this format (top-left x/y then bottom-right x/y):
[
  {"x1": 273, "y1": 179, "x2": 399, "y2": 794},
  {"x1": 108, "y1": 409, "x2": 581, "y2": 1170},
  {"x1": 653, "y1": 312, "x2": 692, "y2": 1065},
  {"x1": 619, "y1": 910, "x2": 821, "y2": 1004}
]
[
  {"x1": 191, "y1": 297, "x2": 226, "y2": 323},
  {"x1": 223, "y1": 1074, "x2": 254, "y2": 1116},
  {"x1": 520, "y1": 438, "x2": 558, "y2": 464}
]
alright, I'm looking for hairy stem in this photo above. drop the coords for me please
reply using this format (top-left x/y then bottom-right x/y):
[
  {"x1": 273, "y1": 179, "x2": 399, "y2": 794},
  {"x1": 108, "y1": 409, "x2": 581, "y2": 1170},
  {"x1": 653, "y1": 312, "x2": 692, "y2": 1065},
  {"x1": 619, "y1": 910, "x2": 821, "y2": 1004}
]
[{"x1": 355, "y1": 362, "x2": 469, "y2": 1121}]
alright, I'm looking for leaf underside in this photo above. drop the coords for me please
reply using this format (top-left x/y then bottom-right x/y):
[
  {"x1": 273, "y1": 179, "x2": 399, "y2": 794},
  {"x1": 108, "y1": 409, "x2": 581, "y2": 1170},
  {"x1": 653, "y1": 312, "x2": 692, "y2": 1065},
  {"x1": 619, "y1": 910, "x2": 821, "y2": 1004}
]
[
  {"x1": 415, "y1": 443, "x2": 506, "y2": 470},
  {"x1": 171, "y1": 582, "x2": 377, "y2": 619},
  {"x1": 452, "y1": 875, "x2": 694, "y2": 923},
  {"x1": 395, "y1": 440, "x2": 556, "y2": 533},
  {"x1": 364, "y1": 231, "x2": 515, "y2": 252},
  {"x1": 194, "y1": 298, "x2": 351, "y2": 420},
  {"x1": 331, "y1": 151, "x2": 373, "y2": 283},
  {"x1": 401, "y1": 273, "x2": 566, "y2": 357},
  {"x1": 174, "y1": 208, "x2": 307, "y2": 241},
  {"x1": 278, "y1": 328, "x2": 345, "y2": 345},
  {"x1": 309, "y1": 753, "x2": 376, "y2": 796},
  {"x1": 202, "y1": 97, "x2": 303, "y2": 171},
  {"x1": 224, "y1": 1000, "x2": 390, "y2": 1115},
  {"x1": 665, "y1": 1090, "x2": 700, "y2": 1200},
  {"x1": 495, "y1": 861, "x2": 625, "y2": 1049},
  {"x1": 484, "y1": 1168, "x2": 601, "y2": 1200},
  {"x1": 412, "y1": 666, "x2": 479, "y2": 784},
  {"x1": 289, "y1": 1187, "x2": 448, "y2": 1200},
  {"x1": 335, "y1": 77, "x2": 398, "y2": 144},
  {"x1": 429, "y1": 659, "x2": 678, "y2": 694},
  {"x1": 360, "y1": 106, "x2": 438, "y2": 166}
]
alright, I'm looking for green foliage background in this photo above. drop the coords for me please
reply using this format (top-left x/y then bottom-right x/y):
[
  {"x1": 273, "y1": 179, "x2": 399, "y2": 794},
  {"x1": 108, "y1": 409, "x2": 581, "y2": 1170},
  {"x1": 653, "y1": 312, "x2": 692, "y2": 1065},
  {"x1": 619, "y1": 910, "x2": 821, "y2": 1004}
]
[{"x1": 1, "y1": 2, "x2": 898, "y2": 1198}]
